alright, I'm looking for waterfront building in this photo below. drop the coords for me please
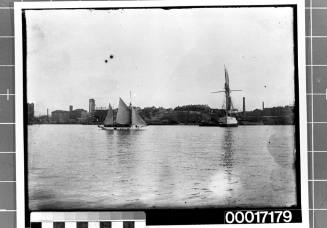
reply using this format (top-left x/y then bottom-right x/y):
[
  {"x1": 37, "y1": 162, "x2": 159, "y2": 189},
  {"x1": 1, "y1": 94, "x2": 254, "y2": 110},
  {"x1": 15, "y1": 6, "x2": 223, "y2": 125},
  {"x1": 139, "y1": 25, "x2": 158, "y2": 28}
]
[
  {"x1": 28, "y1": 103, "x2": 35, "y2": 123},
  {"x1": 51, "y1": 110, "x2": 70, "y2": 123},
  {"x1": 69, "y1": 105, "x2": 73, "y2": 119},
  {"x1": 71, "y1": 109, "x2": 88, "y2": 121},
  {"x1": 89, "y1": 99, "x2": 95, "y2": 113}
]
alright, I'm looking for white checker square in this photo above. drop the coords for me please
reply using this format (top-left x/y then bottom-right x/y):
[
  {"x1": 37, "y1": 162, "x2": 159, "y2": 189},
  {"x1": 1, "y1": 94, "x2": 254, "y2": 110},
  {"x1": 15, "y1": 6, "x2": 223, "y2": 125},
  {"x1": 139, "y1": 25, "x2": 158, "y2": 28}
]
[
  {"x1": 66, "y1": 222, "x2": 77, "y2": 228},
  {"x1": 111, "y1": 221, "x2": 123, "y2": 228},
  {"x1": 134, "y1": 221, "x2": 146, "y2": 228},
  {"x1": 42, "y1": 222, "x2": 53, "y2": 228},
  {"x1": 88, "y1": 221, "x2": 100, "y2": 228}
]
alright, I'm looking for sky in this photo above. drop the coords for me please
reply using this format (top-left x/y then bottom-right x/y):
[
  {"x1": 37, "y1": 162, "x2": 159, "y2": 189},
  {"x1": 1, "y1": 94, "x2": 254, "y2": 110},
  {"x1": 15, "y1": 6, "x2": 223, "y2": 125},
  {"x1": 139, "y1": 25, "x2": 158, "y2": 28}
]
[{"x1": 25, "y1": 7, "x2": 295, "y2": 115}]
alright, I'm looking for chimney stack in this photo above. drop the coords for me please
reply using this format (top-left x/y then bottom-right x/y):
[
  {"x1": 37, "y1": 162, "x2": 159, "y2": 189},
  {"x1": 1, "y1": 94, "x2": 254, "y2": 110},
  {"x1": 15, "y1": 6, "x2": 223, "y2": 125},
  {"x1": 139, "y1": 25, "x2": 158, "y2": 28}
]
[
  {"x1": 262, "y1": 101, "x2": 265, "y2": 110},
  {"x1": 243, "y1": 97, "x2": 246, "y2": 115}
]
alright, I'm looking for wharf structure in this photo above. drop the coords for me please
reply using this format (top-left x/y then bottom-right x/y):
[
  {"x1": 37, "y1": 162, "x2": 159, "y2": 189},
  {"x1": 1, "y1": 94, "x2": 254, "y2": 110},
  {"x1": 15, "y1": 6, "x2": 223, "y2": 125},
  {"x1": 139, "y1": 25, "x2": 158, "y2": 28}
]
[
  {"x1": 28, "y1": 103, "x2": 35, "y2": 123},
  {"x1": 51, "y1": 106, "x2": 88, "y2": 123}
]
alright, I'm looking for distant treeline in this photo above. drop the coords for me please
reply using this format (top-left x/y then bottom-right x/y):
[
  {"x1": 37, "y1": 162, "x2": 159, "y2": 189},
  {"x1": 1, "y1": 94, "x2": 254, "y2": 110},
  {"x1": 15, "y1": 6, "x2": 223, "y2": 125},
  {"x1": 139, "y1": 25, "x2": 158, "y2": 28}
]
[
  {"x1": 136, "y1": 105, "x2": 294, "y2": 125},
  {"x1": 174, "y1": 104, "x2": 211, "y2": 112}
]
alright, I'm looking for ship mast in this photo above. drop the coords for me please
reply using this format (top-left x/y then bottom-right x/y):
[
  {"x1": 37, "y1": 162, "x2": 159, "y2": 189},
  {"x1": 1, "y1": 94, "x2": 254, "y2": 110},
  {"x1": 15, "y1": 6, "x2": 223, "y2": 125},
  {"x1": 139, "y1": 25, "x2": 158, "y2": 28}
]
[
  {"x1": 224, "y1": 66, "x2": 232, "y2": 116},
  {"x1": 129, "y1": 90, "x2": 132, "y2": 107},
  {"x1": 211, "y1": 65, "x2": 241, "y2": 116},
  {"x1": 129, "y1": 90, "x2": 132, "y2": 126}
]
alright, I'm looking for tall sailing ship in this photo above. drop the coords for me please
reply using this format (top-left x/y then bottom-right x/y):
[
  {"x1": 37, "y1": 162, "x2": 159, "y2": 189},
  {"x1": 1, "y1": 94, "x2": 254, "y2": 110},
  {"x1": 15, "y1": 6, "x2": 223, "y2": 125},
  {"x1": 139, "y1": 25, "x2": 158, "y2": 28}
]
[
  {"x1": 100, "y1": 97, "x2": 146, "y2": 130},
  {"x1": 212, "y1": 66, "x2": 241, "y2": 127}
]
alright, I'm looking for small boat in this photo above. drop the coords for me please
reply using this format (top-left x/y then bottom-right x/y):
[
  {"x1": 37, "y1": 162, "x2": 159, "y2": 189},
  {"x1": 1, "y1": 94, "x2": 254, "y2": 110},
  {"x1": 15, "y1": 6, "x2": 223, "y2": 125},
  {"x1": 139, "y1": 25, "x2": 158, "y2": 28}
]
[{"x1": 99, "y1": 97, "x2": 146, "y2": 130}]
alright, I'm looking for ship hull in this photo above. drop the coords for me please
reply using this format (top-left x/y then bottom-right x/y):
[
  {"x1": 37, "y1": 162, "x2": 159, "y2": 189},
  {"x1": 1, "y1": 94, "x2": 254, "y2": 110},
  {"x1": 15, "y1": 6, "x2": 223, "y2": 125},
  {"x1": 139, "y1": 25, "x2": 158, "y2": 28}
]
[
  {"x1": 218, "y1": 116, "x2": 238, "y2": 128},
  {"x1": 218, "y1": 123, "x2": 238, "y2": 127},
  {"x1": 199, "y1": 122, "x2": 238, "y2": 127},
  {"x1": 98, "y1": 125, "x2": 145, "y2": 130}
]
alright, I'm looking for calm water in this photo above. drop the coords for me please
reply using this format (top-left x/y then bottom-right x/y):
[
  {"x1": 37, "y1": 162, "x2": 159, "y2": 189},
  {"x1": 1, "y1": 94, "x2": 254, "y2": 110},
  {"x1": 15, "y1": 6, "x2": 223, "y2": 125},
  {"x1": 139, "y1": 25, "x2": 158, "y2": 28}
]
[{"x1": 28, "y1": 125, "x2": 296, "y2": 210}]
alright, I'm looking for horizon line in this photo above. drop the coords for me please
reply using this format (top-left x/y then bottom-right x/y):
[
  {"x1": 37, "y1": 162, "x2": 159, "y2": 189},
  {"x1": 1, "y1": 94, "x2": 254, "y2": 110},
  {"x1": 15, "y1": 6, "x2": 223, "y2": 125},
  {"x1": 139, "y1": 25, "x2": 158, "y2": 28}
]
[{"x1": 31, "y1": 102, "x2": 295, "y2": 116}]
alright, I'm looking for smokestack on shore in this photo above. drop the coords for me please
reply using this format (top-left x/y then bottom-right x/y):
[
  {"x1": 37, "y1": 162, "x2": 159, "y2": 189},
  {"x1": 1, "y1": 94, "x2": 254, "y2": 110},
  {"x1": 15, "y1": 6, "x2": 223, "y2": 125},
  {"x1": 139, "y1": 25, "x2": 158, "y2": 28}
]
[
  {"x1": 262, "y1": 101, "x2": 265, "y2": 110},
  {"x1": 243, "y1": 97, "x2": 246, "y2": 116}
]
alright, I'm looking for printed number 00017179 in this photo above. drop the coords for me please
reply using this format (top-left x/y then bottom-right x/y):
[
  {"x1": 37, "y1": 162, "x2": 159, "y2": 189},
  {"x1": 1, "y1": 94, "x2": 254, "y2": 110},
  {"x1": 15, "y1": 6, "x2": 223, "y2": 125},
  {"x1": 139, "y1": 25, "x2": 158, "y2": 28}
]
[{"x1": 225, "y1": 210, "x2": 293, "y2": 224}]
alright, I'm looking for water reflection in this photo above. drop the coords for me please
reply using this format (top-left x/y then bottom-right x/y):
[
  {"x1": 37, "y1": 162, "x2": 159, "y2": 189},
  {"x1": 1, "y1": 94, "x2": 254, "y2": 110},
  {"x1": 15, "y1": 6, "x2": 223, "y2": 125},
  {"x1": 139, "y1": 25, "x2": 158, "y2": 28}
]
[
  {"x1": 221, "y1": 128, "x2": 239, "y2": 205},
  {"x1": 222, "y1": 128, "x2": 235, "y2": 175},
  {"x1": 208, "y1": 128, "x2": 240, "y2": 204}
]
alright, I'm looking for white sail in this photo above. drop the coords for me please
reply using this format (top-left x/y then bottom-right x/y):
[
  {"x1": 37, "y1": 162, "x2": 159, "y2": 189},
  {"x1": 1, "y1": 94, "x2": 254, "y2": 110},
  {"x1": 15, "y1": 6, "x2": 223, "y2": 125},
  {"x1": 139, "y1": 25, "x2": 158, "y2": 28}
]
[
  {"x1": 116, "y1": 98, "x2": 131, "y2": 125},
  {"x1": 131, "y1": 107, "x2": 146, "y2": 126},
  {"x1": 103, "y1": 103, "x2": 114, "y2": 126}
]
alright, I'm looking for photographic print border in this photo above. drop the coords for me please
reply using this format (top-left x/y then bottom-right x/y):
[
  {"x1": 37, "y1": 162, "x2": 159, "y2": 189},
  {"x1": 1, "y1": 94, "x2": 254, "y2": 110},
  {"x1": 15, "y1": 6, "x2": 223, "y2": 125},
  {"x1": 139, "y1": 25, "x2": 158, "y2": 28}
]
[{"x1": 14, "y1": 0, "x2": 308, "y2": 227}]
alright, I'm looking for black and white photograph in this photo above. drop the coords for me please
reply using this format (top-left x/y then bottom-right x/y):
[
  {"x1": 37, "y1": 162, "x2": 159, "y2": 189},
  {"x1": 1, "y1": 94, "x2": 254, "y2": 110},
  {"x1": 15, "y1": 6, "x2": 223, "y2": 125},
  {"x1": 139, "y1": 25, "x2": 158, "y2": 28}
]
[{"x1": 14, "y1": 0, "x2": 308, "y2": 226}]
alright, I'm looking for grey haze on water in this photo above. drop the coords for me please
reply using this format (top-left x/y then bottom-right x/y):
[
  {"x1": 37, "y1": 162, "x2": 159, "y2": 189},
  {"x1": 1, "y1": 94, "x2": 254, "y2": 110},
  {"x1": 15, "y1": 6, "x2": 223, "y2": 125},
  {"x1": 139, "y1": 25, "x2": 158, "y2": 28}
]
[{"x1": 28, "y1": 125, "x2": 296, "y2": 210}]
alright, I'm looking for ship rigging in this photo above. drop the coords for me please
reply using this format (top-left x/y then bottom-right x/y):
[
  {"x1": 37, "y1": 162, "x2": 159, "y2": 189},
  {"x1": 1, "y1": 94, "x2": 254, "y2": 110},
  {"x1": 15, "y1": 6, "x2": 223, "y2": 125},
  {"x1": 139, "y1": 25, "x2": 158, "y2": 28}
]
[
  {"x1": 211, "y1": 66, "x2": 241, "y2": 127},
  {"x1": 99, "y1": 96, "x2": 146, "y2": 130}
]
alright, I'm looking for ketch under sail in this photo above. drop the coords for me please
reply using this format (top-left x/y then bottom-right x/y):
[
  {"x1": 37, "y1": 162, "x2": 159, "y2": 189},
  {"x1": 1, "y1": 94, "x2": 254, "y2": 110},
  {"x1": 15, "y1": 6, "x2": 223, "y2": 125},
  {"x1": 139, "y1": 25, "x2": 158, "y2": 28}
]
[
  {"x1": 116, "y1": 98, "x2": 131, "y2": 126},
  {"x1": 99, "y1": 96, "x2": 147, "y2": 130},
  {"x1": 103, "y1": 103, "x2": 114, "y2": 126},
  {"x1": 132, "y1": 107, "x2": 147, "y2": 127}
]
